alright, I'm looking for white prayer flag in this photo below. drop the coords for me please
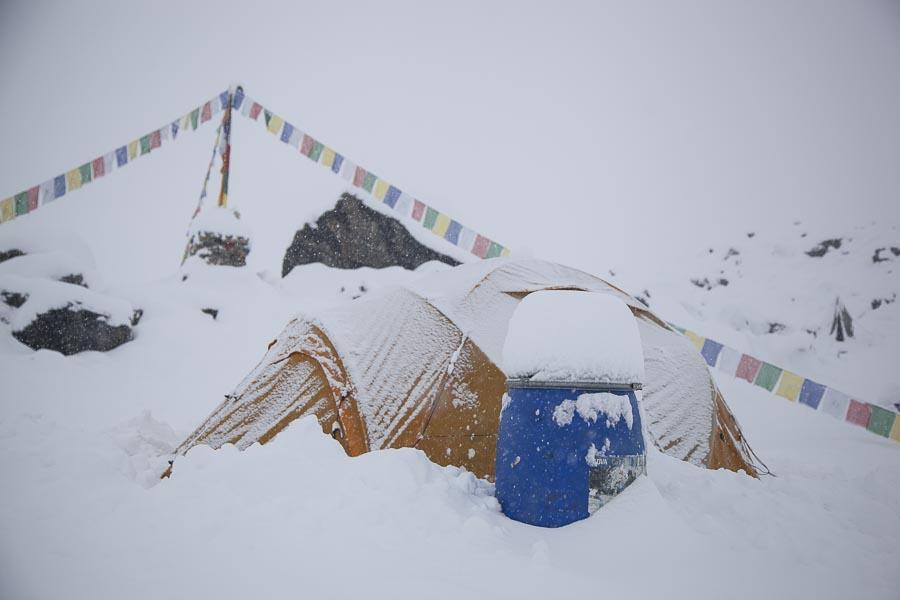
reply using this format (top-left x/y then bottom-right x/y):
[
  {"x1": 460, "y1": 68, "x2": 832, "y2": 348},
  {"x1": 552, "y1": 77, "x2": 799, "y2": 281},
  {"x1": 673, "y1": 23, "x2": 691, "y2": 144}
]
[
  {"x1": 819, "y1": 387, "x2": 851, "y2": 420},
  {"x1": 717, "y1": 345, "x2": 742, "y2": 376}
]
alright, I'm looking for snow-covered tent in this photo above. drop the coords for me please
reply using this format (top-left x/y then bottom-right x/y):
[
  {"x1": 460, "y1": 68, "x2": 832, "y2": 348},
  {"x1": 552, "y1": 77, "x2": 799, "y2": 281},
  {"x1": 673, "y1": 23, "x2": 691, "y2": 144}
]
[{"x1": 173, "y1": 259, "x2": 761, "y2": 480}]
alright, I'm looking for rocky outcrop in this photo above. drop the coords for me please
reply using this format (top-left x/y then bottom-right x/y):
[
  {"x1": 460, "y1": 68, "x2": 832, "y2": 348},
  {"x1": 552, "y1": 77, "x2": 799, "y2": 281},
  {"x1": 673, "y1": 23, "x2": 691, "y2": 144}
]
[
  {"x1": 13, "y1": 306, "x2": 135, "y2": 355},
  {"x1": 282, "y1": 194, "x2": 459, "y2": 277},
  {"x1": 187, "y1": 232, "x2": 250, "y2": 267}
]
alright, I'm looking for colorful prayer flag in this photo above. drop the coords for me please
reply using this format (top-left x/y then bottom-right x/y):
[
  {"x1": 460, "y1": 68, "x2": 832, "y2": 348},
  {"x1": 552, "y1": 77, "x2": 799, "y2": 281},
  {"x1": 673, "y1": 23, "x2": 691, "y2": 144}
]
[
  {"x1": 458, "y1": 227, "x2": 477, "y2": 252},
  {"x1": 700, "y1": 339, "x2": 723, "y2": 367},
  {"x1": 384, "y1": 186, "x2": 401, "y2": 209},
  {"x1": 846, "y1": 399, "x2": 872, "y2": 427},
  {"x1": 191, "y1": 108, "x2": 200, "y2": 130},
  {"x1": 79, "y1": 163, "x2": 92, "y2": 184},
  {"x1": 340, "y1": 159, "x2": 355, "y2": 181},
  {"x1": 332, "y1": 153, "x2": 344, "y2": 175},
  {"x1": 471, "y1": 234, "x2": 490, "y2": 258},
  {"x1": 210, "y1": 96, "x2": 221, "y2": 115},
  {"x1": 890, "y1": 415, "x2": 900, "y2": 443},
  {"x1": 735, "y1": 354, "x2": 762, "y2": 384},
  {"x1": 0, "y1": 197, "x2": 13, "y2": 222},
  {"x1": 444, "y1": 219, "x2": 462, "y2": 244},
  {"x1": 267, "y1": 114, "x2": 284, "y2": 136},
  {"x1": 150, "y1": 130, "x2": 161, "y2": 149},
  {"x1": 200, "y1": 101, "x2": 212, "y2": 123},
  {"x1": 26, "y1": 186, "x2": 39, "y2": 211},
  {"x1": 140, "y1": 135, "x2": 152, "y2": 155},
  {"x1": 867, "y1": 405, "x2": 895, "y2": 437},
  {"x1": 321, "y1": 147, "x2": 335, "y2": 168},
  {"x1": 433, "y1": 212, "x2": 451, "y2": 236},
  {"x1": 160, "y1": 125, "x2": 169, "y2": 141},
  {"x1": 309, "y1": 141, "x2": 324, "y2": 162},
  {"x1": 753, "y1": 362, "x2": 782, "y2": 392},
  {"x1": 280, "y1": 122, "x2": 294, "y2": 144},
  {"x1": 501, "y1": 247, "x2": 511, "y2": 257},
  {"x1": 412, "y1": 199, "x2": 426, "y2": 223},
  {"x1": 374, "y1": 179, "x2": 389, "y2": 201},
  {"x1": 818, "y1": 388, "x2": 851, "y2": 420},
  {"x1": 287, "y1": 128, "x2": 302, "y2": 148},
  {"x1": 103, "y1": 152, "x2": 115, "y2": 174},
  {"x1": 249, "y1": 102, "x2": 262, "y2": 120},
  {"x1": 66, "y1": 168, "x2": 82, "y2": 191},
  {"x1": 362, "y1": 172, "x2": 376, "y2": 192},
  {"x1": 775, "y1": 370, "x2": 804, "y2": 402},
  {"x1": 219, "y1": 91, "x2": 230, "y2": 111},
  {"x1": 685, "y1": 331, "x2": 705, "y2": 352},
  {"x1": 353, "y1": 166, "x2": 366, "y2": 187},
  {"x1": 300, "y1": 135, "x2": 313, "y2": 156},
  {"x1": 233, "y1": 88, "x2": 244, "y2": 110},
  {"x1": 40, "y1": 179, "x2": 55, "y2": 204},
  {"x1": 14, "y1": 192, "x2": 28, "y2": 216},
  {"x1": 54, "y1": 174, "x2": 66, "y2": 198},
  {"x1": 717, "y1": 345, "x2": 742, "y2": 376},
  {"x1": 486, "y1": 241, "x2": 504, "y2": 258},
  {"x1": 92, "y1": 157, "x2": 105, "y2": 179},
  {"x1": 116, "y1": 146, "x2": 128, "y2": 167},
  {"x1": 264, "y1": 109, "x2": 271, "y2": 126},
  {"x1": 423, "y1": 206, "x2": 438, "y2": 230},
  {"x1": 798, "y1": 379, "x2": 826, "y2": 410},
  {"x1": 171, "y1": 120, "x2": 180, "y2": 140}
]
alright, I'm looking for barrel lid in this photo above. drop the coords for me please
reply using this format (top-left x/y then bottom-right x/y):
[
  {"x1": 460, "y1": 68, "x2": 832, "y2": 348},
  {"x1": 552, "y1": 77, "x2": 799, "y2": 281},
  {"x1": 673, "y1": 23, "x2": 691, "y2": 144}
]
[{"x1": 506, "y1": 379, "x2": 642, "y2": 391}]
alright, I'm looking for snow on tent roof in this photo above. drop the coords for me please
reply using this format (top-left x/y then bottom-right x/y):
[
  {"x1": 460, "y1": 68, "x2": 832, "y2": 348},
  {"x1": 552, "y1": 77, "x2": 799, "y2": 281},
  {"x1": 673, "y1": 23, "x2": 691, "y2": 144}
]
[{"x1": 173, "y1": 258, "x2": 761, "y2": 481}]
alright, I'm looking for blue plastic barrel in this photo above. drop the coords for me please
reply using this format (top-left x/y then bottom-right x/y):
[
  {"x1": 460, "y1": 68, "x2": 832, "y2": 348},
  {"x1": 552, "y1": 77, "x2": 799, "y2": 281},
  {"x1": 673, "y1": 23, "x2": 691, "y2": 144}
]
[{"x1": 495, "y1": 380, "x2": 645, "y2": 528}]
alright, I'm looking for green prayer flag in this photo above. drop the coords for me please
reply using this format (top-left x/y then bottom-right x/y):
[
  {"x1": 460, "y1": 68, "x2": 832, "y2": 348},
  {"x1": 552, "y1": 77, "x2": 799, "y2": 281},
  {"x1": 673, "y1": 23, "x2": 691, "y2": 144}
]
[
  {"x1": 264, "y1": 110, "x2": 272, "y2": 127},
  {"x1": 868, "y1": 405, "x2": 895, "y2": 437},
  {"x1": 79, "y1": 163, "x2": 92, "y2": 184},
  {"x1": 140, "y1": 135, "x2": 151, "y2": 155},
  {"x1": 191, "y1": 108, "x2": 200, "y2": 130},
  {"x1": 486, "y1": 241, "x2": 503, "y2": 258},
  {"x1": 309, "y1": 141, "x2": 324, "y2": 162},
  {"x1": 753, "y1": 362, "x2": 783, "y2": 392},
  {"x1": 362, "y1": 172, "x2": 376, "y2": 193},
  {"x1": 423, "y1": 207, "x2": 438, "y2": 230},
  {"x1": 14, "y1": 192, "x2": 29, "y2": 216}
]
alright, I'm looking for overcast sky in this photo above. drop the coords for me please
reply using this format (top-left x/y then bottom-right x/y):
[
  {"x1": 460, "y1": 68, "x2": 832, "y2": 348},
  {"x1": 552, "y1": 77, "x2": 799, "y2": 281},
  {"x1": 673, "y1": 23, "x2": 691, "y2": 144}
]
[{"x1": 2, "y1": 1, "x2": 899, "y2": 275}]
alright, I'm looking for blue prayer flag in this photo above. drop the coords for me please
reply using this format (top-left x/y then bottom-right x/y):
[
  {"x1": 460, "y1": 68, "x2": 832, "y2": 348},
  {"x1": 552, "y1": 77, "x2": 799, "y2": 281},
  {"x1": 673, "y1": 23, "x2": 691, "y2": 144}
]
[
  {"x1": 54, "y1": 174, "x2": 66, "y2": 198},
  {"x1": 384, "y1": 186, "x2": 401, "y2": 208},
  {"x1": 445, "y1": 220, "x2": 463, "y2": 244},
  {"x1": 219, "y1": 91, "x2": 230, "y2": 111},
  {"x1": 280, "y1": 122, "x2": 294, "y2": 144},
  {"x1": 171, "y1": 120, "x2": 180, "y2": 140},
  {"x1": 116, "y1": 146, "x2": 128, "y2": 167},
  {"x1": 700, "y1": 339, "x2": 724, "y2": 367},
  {"x1": 332, "y1": 154, "x2": 344, "y2": 174},
  {"x1": 798, "y1": 379, "x2": 826, "y2": 409},
  {"x1": 232, "y1": 88, "x2": 244, "y2": 110}
]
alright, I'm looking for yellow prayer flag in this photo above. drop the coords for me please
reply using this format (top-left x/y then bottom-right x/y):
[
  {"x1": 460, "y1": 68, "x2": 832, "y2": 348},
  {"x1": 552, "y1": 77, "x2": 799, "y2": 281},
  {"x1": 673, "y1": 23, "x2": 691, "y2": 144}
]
[
  {"x1": 775, "y1": 370, "x2": 803, "y2": 402},
  {"x1": 128, "y1": 140, "x2": 139, "y2": 160},
  {"x1": 501, "y1": 247, "x2": 511, "y2": 257},
  {"x1": 685, "y1": 331, "x2": 705, "y2": 352},
  {"x1": 374, "y1": 179, "x2": 389, "y2": 201},
  {"x1": 66, "y1": 168, "x2": 82, "y2": 191},
  {"x1": 433, "y1": 212, "x2": 451, "y2": 237},
  {"x1": 890, "y1": 414, "x2": 900, "y2": 443},
  {"x1": 0, "y1": 197, "x2": 14, "y2": 222},
  {"x1": 321, "y1": 147, "x2": 335, "y2": 168},
  {"x1": 267, "y1": 114, "x2": 283, "y2": 135},
  {"x1": 183, "y1": 114, "x2": 191, "y2": 130}
]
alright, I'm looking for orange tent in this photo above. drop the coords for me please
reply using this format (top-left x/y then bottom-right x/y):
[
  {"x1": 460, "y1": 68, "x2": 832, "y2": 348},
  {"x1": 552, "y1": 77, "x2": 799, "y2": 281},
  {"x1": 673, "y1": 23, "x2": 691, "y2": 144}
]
[{"x1": 173, "y1": 259, "x2": 761, "y2": 479}]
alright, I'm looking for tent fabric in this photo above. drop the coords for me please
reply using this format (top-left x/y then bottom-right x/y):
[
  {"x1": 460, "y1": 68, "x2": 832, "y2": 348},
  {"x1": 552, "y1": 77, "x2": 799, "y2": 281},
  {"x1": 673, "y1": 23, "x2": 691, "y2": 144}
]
[{"x1": 174, "y1": 259, "x2": 760, "y2": 480}]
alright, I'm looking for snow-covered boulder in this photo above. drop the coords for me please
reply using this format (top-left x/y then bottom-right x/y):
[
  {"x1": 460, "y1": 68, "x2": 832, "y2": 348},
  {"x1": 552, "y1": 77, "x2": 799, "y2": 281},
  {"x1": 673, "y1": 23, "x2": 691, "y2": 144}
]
[
  {"x1": 281, "y1": 193, "x2": 459, "y2": 276},
  {"x1": 185, "y1": 207, "x2": 251, "y2": 268}
]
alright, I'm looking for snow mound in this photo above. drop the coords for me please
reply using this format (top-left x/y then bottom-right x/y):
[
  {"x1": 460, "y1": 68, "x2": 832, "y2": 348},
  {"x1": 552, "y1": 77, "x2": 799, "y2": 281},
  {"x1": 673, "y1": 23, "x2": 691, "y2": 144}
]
[{"x1": 502, "y1": 291, "x2": 645, "y2": 384}]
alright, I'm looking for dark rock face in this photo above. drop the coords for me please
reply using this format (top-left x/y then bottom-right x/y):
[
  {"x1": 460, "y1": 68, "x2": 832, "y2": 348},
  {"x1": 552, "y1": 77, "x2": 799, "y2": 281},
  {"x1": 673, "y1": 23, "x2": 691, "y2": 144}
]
[
  {"x1": 0, "y1": 249, "x2": 25, "y2": 264},
  {"x1": 188, "y1": 232, "x2": 250, "y2": 267},
  {"x1": 282, "y1": 194, "x2": 460, "y2": 277},
  {"x1": 806, "y1": 238, "x2": 842, "y2": 257},
  {"x1": 2, "y1": 290, "x2": 28, "y2": 308},
  {"x1": 13, "y1": 306, "x2": 133, "y2": 355},
  {"x1": 59, "y1": 273, "x2": 88, "y2": 287}
]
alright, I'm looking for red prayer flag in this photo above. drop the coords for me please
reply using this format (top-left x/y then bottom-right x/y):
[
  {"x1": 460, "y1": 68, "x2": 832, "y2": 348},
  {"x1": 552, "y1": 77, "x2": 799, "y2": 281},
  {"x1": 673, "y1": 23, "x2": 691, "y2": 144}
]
[
  {"x1": 200, "y1": 102, "x2": 212, "y2": 123},
  {"x1": 26, "y1": 186, "x2": 39, "y2": 211},
  {"x1": 735, "y1": 354, "x2": 762, "y2": 383},
  {"x1": 249, "y1": 103, "x2": 262, "y2": 120},
  {"x1": 846, "y1": 399, "x2": 872, "y2": 427},
  {"x1": 300, "y1": 134, "x2": 313, "y2": 156},
  {"x1": 92, "y1": 157, "x2": 105, "y2": 179},
  {"x1": 150, "y1": 130, "x2": 161, "y2": 149},
  {"x1": 353, "y1": 166, "x2": 366, "y2": 187},
  {"x1": 471, "y1": 235, "x2": 490, "y2": 258},
  {"x1": 411, "y1": 200, "x2": 426, "y2": 222}
]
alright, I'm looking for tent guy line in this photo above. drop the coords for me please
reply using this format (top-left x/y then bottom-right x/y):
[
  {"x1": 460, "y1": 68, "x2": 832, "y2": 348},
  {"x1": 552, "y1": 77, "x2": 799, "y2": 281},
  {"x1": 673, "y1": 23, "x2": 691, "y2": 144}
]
[{"x1": 2, "y1": 85, "x2": 895, "y2": 442}]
